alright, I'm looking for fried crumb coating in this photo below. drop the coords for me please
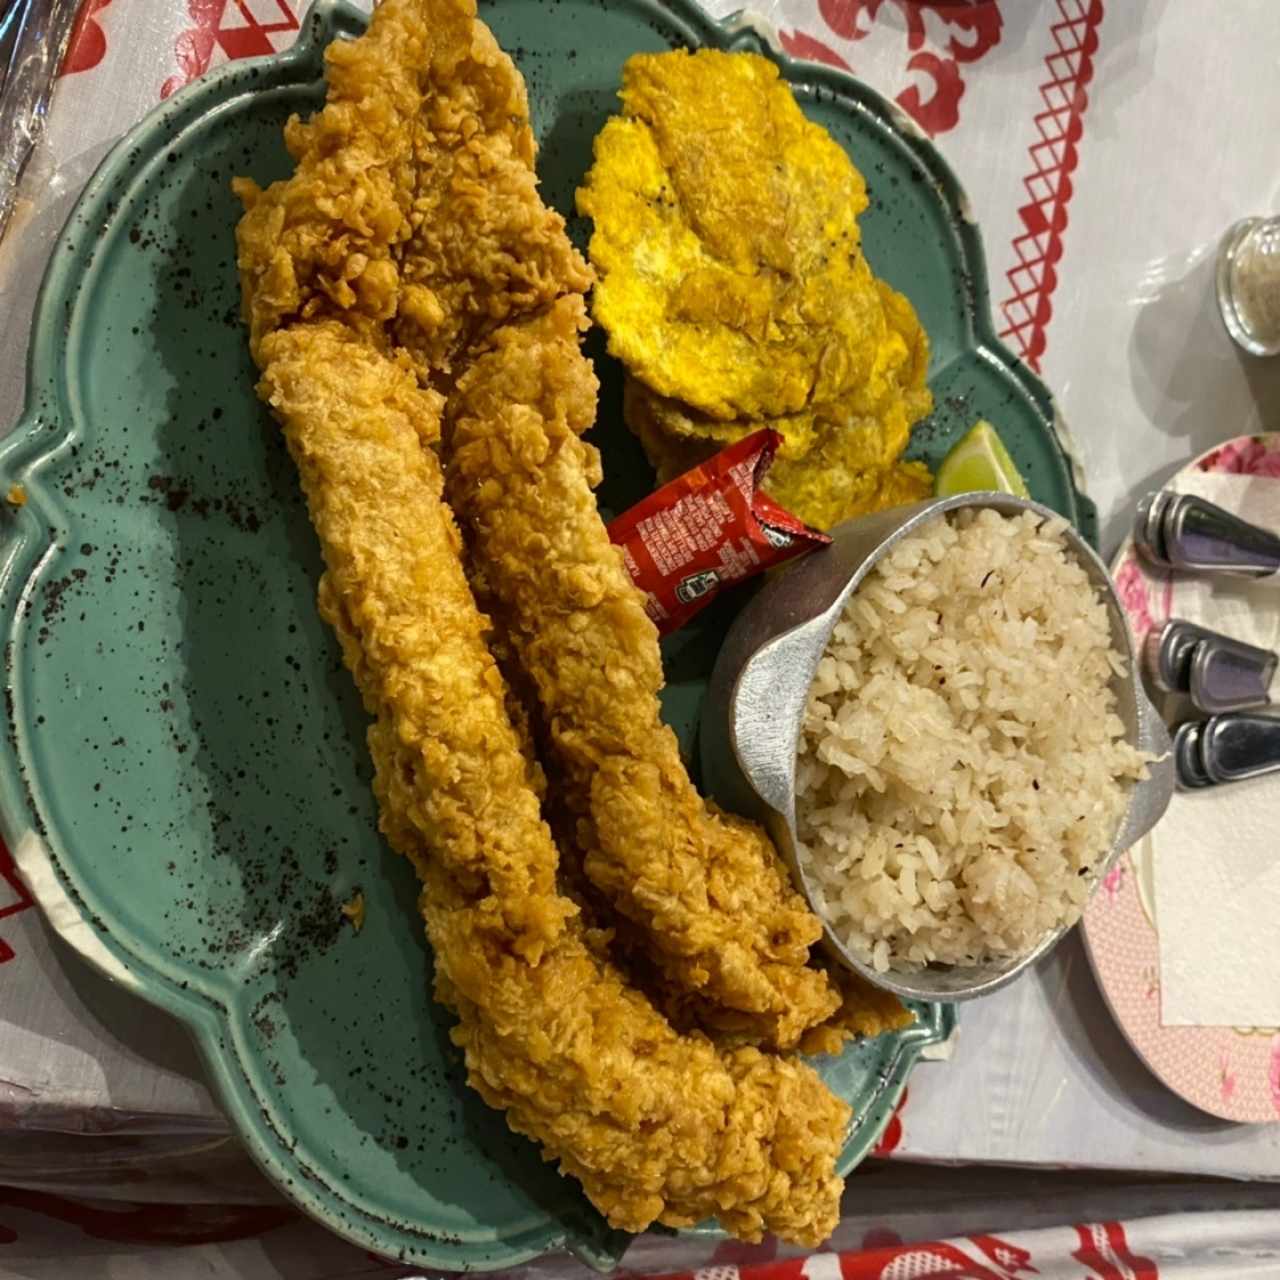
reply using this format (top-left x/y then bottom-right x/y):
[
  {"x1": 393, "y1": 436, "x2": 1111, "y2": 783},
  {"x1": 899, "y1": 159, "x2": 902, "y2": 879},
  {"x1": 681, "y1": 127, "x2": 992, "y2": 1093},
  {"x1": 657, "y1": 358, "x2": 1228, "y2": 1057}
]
[
  {"x1": 445, "y1": 297, "x2": 844, "y2": 1050},
  {"x1": 254, "y1": 319, "x2": 849, "y2": 1241},
  {"x1": 233, "y1": 0, "x2": 872, "y2": 1243},
  {"x1": 233, "y1": 0, "x2": 589, "y2": 381}
]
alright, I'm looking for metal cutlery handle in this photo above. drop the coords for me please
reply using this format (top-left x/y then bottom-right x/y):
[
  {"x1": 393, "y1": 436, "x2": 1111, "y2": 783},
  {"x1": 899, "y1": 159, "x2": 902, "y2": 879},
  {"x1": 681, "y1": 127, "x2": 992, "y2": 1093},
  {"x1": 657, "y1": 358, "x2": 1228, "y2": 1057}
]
[
  {"x1": 1142, "y1": 618, "x2": 1276, "y2": 712},
  {"x1": 1144, "y1": 618, "x2": 1220, "y2": 693},
  {"x1": 1173, "y1": 721, "x2": 1214, "y2": 789},
  {"x1": 1190, "y1": 636, "x2": 1277, "y2": 713},
  {"x1": 1165, "y1": 494, "x2": 1280, "y2": 577},
  {"x1": 1201, "y1": 713, "x2": 1280, "y2": 785},
  {"x1": 1134, "y1": 491, "x2": 1173, "y2": 566}
]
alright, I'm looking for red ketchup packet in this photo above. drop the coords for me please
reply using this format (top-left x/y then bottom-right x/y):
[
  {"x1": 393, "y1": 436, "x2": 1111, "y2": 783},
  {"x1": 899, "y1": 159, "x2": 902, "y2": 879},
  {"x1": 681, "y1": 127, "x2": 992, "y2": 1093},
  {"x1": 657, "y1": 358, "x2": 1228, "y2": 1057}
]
[{"x1": 607, "y1": 429, "x2": 830, "y2": 635}]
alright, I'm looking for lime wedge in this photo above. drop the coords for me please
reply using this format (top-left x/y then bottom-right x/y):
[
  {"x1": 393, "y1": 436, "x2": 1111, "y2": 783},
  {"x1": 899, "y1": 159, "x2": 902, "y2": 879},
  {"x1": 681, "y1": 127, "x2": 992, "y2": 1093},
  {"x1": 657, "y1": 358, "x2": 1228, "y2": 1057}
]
[{"x1": 934, "y1": 420, "x2": 1030, "y2": 499}]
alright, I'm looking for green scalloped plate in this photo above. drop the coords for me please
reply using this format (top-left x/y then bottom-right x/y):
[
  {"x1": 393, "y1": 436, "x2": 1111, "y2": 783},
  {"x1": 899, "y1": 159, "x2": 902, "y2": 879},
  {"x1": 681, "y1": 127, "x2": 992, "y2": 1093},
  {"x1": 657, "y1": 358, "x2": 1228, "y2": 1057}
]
[{"x1": 0, "y1": 0, "x2": 1105, "y2": 1268}]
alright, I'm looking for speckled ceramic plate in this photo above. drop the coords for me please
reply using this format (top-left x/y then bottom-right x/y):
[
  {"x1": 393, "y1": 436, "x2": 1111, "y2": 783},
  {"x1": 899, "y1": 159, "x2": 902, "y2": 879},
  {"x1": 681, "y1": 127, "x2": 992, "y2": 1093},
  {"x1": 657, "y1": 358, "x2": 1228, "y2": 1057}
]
[{"x1": 0, "y1": 0, "x2": 1103, "y2": 1267}]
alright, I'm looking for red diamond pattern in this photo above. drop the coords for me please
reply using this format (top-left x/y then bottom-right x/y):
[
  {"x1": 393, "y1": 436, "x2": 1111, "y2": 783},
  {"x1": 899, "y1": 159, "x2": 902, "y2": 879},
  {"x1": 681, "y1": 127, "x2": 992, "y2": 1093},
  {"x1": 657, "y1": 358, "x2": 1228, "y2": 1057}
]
[
  {"x1": 161, "y1": 0, "x2": 301, "y2": 99},
  {"x1": 215, "y1": 0, "x2": 301, "y2": 61},
  {"x1": 997, "y1": 0, "x2": 1104, "y2": 371},
  {"x1": 0, "y1": 836, "x2": 34, "y2": 968}
]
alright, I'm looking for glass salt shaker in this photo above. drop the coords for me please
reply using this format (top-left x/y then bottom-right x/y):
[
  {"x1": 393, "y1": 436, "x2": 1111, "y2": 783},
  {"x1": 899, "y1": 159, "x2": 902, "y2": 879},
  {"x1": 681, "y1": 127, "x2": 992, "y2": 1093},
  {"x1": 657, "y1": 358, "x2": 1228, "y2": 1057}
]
[{"x1": 1217, "y1": 215, "x2": 1280, "y2": 357}]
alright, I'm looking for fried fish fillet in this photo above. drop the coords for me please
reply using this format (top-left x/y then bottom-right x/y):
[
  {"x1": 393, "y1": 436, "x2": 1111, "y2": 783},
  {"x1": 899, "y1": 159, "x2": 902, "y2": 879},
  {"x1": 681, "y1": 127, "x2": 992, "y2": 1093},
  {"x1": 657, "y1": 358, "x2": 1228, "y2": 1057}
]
[
  {"x1": 444, "y1": 307, "x2": 911, "y2": 1050},
  {"x1": 445, "y1": 296, "x2": 841, "y2": 1050},
  {"x1": 233, "y1": 0, "x2": 589, "y2": 381},
  {"x1": 255, "y1": 321, "x2": 849, "y2": 1240},
  {"x1": 232, "y1": 0, "x2": 878, "y2": 1050},
  {"x1": 234, "y1": 0, "x2": 854, "y2": 1242},
  {"x1": 576, "y1": 49, "x2": 934, "y2": 529}
]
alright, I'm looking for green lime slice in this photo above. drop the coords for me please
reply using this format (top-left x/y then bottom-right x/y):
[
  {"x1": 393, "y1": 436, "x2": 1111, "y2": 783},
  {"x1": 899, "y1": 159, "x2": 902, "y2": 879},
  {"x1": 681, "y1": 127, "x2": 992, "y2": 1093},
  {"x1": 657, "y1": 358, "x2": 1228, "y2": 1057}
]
[{"x1": 934, "y1": 419, "x2": 1031, "y2": 499}]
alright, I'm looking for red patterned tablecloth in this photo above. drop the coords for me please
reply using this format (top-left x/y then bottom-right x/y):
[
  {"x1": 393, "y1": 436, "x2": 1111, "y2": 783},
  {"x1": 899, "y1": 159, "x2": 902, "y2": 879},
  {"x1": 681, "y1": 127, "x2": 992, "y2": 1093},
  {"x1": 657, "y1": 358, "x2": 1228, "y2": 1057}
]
[
  {"x1": 3, "y1": 0, "x2": 1280, "y2": 1276},
  {"x1": 7, "y1": 1169, "x2": 1280, "y2": 1277}
]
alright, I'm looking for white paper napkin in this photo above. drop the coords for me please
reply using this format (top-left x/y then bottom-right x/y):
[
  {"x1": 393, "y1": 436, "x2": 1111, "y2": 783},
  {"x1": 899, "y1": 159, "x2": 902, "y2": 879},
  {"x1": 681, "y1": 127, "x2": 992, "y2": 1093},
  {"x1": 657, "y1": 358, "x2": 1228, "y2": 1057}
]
[{"x1": 1153, "y1": 469, "x2": 1280, "y2": 1028}]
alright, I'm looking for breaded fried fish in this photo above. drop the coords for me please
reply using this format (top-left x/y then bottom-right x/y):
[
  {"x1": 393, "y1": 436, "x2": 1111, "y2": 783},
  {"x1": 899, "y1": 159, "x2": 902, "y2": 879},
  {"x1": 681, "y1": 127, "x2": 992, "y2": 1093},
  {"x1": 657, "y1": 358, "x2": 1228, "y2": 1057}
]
[
  {"x1": 235, "y1": 0, "x2": 857, "y2": 1242},
  {"x1": 254, "y1": 320, "x2": 849, "y2": 1242},
  {"x1": 445, "y1": 297, "x2": 842, "y2": 1050}
]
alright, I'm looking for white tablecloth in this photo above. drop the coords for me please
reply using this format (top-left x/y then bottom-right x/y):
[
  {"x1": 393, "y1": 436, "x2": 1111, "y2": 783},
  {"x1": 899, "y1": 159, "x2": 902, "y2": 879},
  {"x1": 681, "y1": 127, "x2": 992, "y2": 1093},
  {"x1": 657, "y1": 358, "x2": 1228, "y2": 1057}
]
[{"x1": 2, "y1": 0, "x2": 1279, "y2": 1273}]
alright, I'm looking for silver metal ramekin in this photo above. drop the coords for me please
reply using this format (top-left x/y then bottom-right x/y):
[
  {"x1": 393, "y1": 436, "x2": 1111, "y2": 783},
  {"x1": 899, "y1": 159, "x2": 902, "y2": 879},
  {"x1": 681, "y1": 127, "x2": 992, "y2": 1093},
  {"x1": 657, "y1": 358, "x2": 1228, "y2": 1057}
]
[{"x1": 702, "y1": 491, "x2": 1175, "y2": 1002}]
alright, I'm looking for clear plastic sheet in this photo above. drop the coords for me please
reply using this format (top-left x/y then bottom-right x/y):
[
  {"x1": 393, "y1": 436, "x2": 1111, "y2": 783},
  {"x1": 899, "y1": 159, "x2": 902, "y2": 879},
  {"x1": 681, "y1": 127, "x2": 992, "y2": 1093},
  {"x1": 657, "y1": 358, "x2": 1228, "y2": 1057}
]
[
  {"x1": 0, "y1": 140, "x2": 112, "y2": 430},
  {"x1": 0, "y1": 0, "x2": 83, "y2": 239},
  {"x1": 2, "y1": 1168, "x2": 1280, "y2": 1279}
]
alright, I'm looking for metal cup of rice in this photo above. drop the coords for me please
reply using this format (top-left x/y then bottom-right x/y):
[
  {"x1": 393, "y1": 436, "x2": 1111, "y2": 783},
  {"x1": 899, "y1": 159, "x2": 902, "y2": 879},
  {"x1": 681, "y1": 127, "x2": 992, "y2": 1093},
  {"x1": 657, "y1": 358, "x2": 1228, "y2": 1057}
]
[{"x1": 702, "y1": 492, "x2": 1174, "y2": 1002}]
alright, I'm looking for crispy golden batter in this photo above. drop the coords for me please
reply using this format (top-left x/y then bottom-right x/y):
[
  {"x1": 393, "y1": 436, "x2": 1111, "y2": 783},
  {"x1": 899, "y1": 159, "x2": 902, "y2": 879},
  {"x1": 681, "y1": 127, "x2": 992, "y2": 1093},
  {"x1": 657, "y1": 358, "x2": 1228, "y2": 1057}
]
[
  {"x1": 576, "y1": 49, "x2": 934, "y2": 529},
  {"x1": 233, "y1": 0, "x2": 589, "y2": 381},
  {"x1": 234, "y1": 0, "x2": 869, "y2": 1242},
  {"x1": 255, "y1": 321, "x2": 849, "y2": 1240},
  {"x1": 646, "y1": 964, "x2": 913, "y2": 1054},
  {"x1": 445, "y1": 297, "x2": 841, "y2": 1049},
  {"x1": 799, "y1": 967, "x2": 916, "y2": 1057}
]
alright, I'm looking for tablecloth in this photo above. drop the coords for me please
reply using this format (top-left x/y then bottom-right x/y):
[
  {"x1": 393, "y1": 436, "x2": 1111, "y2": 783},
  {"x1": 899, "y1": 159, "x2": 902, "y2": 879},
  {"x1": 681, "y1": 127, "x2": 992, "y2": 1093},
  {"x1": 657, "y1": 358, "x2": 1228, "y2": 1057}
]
[
  {"x1": 2, "y1": 0, "x2": 1280, "y2": 1275},
  {"x1": 5, "y1": 1168, "x2": 1280, "y2": 1279}
]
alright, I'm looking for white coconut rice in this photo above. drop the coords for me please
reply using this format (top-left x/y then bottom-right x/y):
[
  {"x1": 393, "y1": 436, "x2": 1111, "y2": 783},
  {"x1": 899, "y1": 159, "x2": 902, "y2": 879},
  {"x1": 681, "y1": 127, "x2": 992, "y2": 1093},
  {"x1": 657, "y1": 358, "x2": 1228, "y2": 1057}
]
[{"x1": 794, "y1": 508, "x2": 1148, "y2": 973}]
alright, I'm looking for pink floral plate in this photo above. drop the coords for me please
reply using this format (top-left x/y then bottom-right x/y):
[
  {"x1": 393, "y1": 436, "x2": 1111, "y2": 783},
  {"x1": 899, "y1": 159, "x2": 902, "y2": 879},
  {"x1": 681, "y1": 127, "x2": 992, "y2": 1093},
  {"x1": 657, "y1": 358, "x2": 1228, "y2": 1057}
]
[{"x1": 1081, "y1": 433, "x2": 1280, "y2": 1124}]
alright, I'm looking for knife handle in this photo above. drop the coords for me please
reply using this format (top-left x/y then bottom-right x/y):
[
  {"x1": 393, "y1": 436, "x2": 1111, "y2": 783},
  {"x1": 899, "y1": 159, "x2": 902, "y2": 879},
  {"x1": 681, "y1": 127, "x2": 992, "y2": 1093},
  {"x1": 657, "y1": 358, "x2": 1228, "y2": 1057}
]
[
  {"x1": 1189, "y1": 635, "x2": 1277, "y2": 714},
  {"x1": 1201, "y1": 713, "x2": 1280, "y2": 785},
  {"x1": 1165, "y1": 495, "x2": 1280, "y2": 577}
]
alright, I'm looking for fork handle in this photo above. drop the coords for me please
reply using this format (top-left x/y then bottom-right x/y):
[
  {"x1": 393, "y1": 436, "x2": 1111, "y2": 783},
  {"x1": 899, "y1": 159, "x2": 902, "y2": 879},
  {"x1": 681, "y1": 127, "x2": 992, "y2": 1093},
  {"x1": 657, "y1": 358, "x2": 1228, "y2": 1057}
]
[
  {"x1": 1201, "y1": 713, "x2": 1280, "y2": 784},
  {"x1": 1166, "y1": 495, "x2": 1280, "y2": 577}
]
